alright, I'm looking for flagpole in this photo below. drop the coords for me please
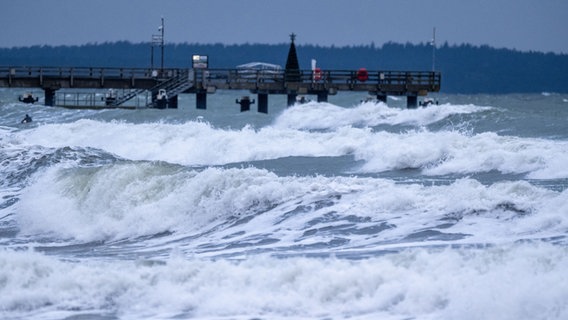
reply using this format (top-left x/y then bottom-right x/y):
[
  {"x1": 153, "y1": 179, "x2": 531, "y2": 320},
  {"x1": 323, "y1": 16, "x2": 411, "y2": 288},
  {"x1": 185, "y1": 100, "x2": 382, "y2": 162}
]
[
  {"x1": 431, "y1": 27, "x2": 436, "y2": 72},
  {"x1": 160, "y1": 17, "x2": 164, "y2": 71}
]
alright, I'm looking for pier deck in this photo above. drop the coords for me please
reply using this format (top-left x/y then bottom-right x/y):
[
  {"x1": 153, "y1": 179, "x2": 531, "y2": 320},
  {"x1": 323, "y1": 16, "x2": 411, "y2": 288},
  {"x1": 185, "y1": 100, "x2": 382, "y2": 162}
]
[{"x1": 0, "y1": 66, "x2": 441, "y2": 111}]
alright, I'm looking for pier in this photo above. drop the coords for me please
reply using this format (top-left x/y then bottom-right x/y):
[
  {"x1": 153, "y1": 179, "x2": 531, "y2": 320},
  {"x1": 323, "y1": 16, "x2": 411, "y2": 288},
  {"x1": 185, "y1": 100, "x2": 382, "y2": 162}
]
[
  {"x1": 0, "y1": 37, "x2": 441, "y2": 112},
  {"x1": 0, "y1": 66, "x2": 440, "y2": 111}
]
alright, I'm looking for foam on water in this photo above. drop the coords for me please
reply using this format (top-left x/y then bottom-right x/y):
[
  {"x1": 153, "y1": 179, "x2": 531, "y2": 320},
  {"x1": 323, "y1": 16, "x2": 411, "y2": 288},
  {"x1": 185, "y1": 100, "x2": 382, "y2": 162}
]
[
  {"x1": 2, "y1": 95, "x2": 568, "y2": 319},
  {"x1": 11, "y1": 119, "x2": 362, "y2": 165},
  {"x1": 0, "y1": 101, "x2": 104, "y2": 128},
  {"x1": 272, "y1": 101, "x2": 491, "y2": 130},
  {"x1": 354, "y1": 130, "x2": 568, "y2": 179},
  {"x1": 10, "y1": 114, "x2": 568, "y2": 179},
  {"x1": 15, "y1": 165, "x2": 282, "y2": 241},
  {"x1": 1, "y1": 243, "x2": 567, "y2": 320},
  {"x1": 12, "y1": 164, "x2": 567, "y2": 249}
]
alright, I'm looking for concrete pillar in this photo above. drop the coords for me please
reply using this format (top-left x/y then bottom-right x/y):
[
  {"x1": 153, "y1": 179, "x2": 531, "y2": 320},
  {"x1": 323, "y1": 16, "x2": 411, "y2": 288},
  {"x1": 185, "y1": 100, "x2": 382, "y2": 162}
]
[
  {"x1": 287, "y1": 93, "x2": 297, "y2": 107},
  {"x1": 196, "y1": 92, "x2": 207, "y2": 109},
  {"x1": 168, "y1": 95, "x2": 178, "y2": 108},
  {"x1": 44, "y1": 88, "x2": 56, "y2": 106},
  {"x1": 407, "y1": 95, "x2": 418, "y2": 108},
  {"x1": 258, "y1": 93, "x2": 268, "y2": 113}
]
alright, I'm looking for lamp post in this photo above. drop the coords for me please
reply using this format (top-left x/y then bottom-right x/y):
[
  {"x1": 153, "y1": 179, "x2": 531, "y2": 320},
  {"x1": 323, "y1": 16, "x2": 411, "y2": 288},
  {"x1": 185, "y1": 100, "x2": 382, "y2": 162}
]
[
  {"x1": 431, "y1": 27, "x2": 436, "y2": 72},
  {"x1": 150, "y1": 41, "x2": 153, "y2": 70},
  {"x1": 150, "y1": 18, "x2": 165, "y2": 73},
  {"x1": 159, "y1": 17, "x2": 164, "y2": 71}
]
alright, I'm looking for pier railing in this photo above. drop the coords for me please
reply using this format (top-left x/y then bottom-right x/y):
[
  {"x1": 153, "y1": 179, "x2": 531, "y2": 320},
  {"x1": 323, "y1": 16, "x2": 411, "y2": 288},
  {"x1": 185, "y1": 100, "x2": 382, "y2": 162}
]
[
  {"x1": 0, "y1": 66, "x2": 191, "y2": 79},
  {"x1": 1, "y1": 66, "x2": 440, "y2": 89},
  {"x1": 194, "y1": 68, "x2": 440, "y2": 86}
]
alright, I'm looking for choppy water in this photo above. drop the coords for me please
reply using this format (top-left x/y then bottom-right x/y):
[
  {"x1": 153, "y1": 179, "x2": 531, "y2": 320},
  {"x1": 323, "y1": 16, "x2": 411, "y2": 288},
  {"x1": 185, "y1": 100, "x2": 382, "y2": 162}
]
[{"x1": 1, "y1": 89, "x2": 568, "y2": 319}]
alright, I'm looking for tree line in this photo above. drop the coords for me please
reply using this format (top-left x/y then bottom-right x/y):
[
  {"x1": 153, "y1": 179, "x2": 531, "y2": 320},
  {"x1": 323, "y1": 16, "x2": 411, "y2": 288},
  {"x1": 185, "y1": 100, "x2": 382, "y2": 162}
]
[{"x1": 1, "y1": 41, "x2": 567, "y2": 94}]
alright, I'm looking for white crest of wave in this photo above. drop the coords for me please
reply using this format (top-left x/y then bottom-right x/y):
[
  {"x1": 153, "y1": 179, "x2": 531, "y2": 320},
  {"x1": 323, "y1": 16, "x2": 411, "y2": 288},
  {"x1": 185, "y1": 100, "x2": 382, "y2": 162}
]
[
  {"x1": 272, "y1": 101, "x2": 489, "y2": 130},
  {"x1": 356, "y1": 130, "x2": 568, "y2": 179},
  {"x1": 16, "y1": 165, "x2": 314, "y2": 241},
  {"x1": 15, "y1": 119, "x2": 370, "y2": 165},
  {"x1": 1, "y1": 244, "x2": 567, "y2": 319},
  {"x1": 15, "y1": 161, "x2": 567, "y2": 244},
  {"x1": 12, "y1": 115, "x2": 568, "y2": 179}
]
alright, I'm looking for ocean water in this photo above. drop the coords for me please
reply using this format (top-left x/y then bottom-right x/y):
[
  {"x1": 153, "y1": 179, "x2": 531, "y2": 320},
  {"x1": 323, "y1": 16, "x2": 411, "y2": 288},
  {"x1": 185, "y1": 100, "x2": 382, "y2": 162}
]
[{"x1": 1, "y1": 89, "x2": 568, "y2": 319}]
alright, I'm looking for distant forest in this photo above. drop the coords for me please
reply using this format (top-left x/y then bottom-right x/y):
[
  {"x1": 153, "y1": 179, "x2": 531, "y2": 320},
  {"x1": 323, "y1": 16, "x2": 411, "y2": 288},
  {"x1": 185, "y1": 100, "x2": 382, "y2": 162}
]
[{"x1": 1, "y1": 41, "x2": 567, "y2": 94}]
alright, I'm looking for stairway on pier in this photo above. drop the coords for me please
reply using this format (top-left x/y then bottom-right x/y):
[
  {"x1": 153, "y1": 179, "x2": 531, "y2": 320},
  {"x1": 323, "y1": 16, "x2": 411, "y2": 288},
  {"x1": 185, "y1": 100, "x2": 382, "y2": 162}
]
[{"x1": 111, "y1": 71, "x2": 192, "y2": 107}]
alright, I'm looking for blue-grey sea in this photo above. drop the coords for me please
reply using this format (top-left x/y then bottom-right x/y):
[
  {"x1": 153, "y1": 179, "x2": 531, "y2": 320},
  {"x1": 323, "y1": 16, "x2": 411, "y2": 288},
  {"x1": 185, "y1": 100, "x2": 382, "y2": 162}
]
[{"x1": 1, "y1": 89, "x2": 568, "y2": 319}]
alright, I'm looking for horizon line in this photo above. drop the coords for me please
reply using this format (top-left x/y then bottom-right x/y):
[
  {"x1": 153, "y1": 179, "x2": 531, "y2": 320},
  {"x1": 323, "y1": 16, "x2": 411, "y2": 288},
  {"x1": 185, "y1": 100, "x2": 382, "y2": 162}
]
[{"x1": 0, "y1": 41, "x2": 564, "y2": 55}]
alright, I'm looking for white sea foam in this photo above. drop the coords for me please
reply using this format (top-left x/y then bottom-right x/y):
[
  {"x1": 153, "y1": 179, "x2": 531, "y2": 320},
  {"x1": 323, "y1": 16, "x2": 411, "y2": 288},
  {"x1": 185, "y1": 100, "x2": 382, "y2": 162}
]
[
  {"x1": 11, "y1": 115, "x2": 568, "y2": 179},
  {"x1": 3, "y1": 90, "x2": 568, "y2": 320},
  {"x1": 1, "y1": 243, "x2": 567, "y2": 320},
  {"x1": 14, "y1": 165, "x2": 566, "y2": 246},
  {"x1": 272, "y1": 101, "x2": 490, "y2": 129},
  {"x1": 15, "y1": 165, "x2": 304, "y2": 241},
  {"x1": 355, "y1": 130, "x2": 568, "y2": 179},
  {"x1": 11, "y1": 119, "x2": 370, "y2": 165}
]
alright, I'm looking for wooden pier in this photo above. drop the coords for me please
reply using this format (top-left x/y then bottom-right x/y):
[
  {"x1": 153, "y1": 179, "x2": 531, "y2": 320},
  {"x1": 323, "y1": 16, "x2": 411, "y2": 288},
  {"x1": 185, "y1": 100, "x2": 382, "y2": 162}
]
[{"x1": 0, "y1": 66, "x2": 440, "y2": 111}]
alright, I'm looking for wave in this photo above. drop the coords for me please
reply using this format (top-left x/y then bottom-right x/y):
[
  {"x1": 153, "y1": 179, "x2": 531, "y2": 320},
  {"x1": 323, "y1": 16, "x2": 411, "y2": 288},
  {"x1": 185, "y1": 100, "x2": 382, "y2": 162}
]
[
  {"x1": 0, "y1": 101, "x2": 106, "y2": 128},
  {"x1": 12, "y1": 119, "x2": 568, "y2": 179},
  {"x1": 1, "y1": 243, "x2": 567, "y2": 320},
  {"x1": 4, "y1": 92, "x2": 568, "y2": 320},
  {"x1": 272, "y1": 101, "x2": 491, "y2": 130},
  {"x1": 9, "y1": 119, "x2": 369, "y2": 166},
  {"x1": 15, "y1": 165, "x2": 299, "y2": 242},
  {"x1": 354, "y1": 130, "x2": 568, "y2": 179},
  {"x1": 13, "y1": 165, "x2": 567, "y2": 248}
]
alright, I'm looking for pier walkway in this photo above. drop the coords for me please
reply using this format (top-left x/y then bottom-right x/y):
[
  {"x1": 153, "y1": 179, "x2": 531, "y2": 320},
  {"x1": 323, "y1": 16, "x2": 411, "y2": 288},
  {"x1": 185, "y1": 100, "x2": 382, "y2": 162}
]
[{"x1": 0, "y1": 66, "x2": 441, "y2": 112}]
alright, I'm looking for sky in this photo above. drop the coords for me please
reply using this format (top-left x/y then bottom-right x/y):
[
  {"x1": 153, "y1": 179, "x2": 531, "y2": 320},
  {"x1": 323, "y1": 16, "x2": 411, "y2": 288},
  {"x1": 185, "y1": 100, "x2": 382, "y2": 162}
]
[{"x1": 2, "y1": 0, "x2": 567, "y2": 54}]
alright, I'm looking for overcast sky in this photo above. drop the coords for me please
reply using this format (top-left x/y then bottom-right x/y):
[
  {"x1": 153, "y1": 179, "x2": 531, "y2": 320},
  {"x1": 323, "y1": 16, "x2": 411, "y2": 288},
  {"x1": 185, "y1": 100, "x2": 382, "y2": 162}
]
[{"x1": 2, "y1": 0, "x2": 567, "y2": 53}]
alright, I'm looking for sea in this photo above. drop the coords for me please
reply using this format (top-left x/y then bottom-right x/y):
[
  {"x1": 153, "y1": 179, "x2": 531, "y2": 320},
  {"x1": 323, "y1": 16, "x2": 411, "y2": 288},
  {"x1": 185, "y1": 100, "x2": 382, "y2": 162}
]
[{"x1": 1, "y1": 89, "x2": 567, "y2": 320}]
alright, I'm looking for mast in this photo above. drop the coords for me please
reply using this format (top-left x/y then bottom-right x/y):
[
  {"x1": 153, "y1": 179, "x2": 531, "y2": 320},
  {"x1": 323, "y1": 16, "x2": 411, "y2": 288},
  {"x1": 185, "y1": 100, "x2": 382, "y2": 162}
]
[
  {"x1": 160, "y1": 17, "x2": 165, "y2": 71},
  {"x1": 431, "y1": 27, "x2": 436, "y2": 72}
]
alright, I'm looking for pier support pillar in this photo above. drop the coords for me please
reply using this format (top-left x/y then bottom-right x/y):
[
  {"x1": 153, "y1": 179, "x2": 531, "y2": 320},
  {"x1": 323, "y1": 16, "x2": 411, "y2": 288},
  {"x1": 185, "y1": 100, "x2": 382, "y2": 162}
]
[
  {"x1": 168, "y1": 95, "x2": 178, "y2": 109},
  {"x1": 258, "y1": 93, "x2": 268, "y2": 113},
  {"x1": 196, "y1": 92, "x2": 207, "y2": 109},
  {"x1": 43, "y1": 88, "x2": 57, "y2": 106},
  {"x1": 287, "y1": 93, "x2": 297, "y2": 107},
  {"x1": 317, "y1": 92, "x2": 328, "y2": 103},
  {"x1": 377, "y1": 95, "x2": 387, "y2": 103},
  {"x1": 407, "y1": 95, "x2": 418, "y2": 108}
]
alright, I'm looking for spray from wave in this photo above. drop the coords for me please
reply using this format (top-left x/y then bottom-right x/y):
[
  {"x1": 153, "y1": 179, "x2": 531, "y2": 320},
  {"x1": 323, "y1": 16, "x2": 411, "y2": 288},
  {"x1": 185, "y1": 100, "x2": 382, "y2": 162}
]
[
  {"x1": 1, "y1": 243, "x2": 567, "y2": 320},
  {"x1": 272, "y1": 101, "x2": 491, "y2": 130}
]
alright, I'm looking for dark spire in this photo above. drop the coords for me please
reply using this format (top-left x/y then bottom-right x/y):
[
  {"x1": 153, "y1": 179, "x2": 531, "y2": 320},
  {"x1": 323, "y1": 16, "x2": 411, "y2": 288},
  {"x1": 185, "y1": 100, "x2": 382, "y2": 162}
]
[
  {"x1": 290, "y1": 33, "x2": 296, "y2": 43},
  {"x1": 285, "y1": 33, "x2": 300, "y2": 82}
]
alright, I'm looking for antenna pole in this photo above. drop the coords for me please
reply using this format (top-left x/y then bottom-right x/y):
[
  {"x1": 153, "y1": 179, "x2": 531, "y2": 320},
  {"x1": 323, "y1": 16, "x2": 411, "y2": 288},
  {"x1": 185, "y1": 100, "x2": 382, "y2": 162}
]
[
  {"x1": 431, "y1": 27, "x2": 436, "y2": 71},
  {"x1": 160, "y1": 17, "x2": 165, "y2": 71}
]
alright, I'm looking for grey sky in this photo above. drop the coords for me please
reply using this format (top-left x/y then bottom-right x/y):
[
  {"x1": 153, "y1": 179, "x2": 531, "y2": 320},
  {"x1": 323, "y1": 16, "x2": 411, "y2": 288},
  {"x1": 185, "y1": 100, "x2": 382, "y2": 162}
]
[{"x1": 2, "y1": 0, "x2": 567, "y2": 53}]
